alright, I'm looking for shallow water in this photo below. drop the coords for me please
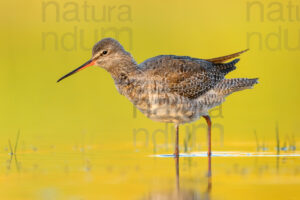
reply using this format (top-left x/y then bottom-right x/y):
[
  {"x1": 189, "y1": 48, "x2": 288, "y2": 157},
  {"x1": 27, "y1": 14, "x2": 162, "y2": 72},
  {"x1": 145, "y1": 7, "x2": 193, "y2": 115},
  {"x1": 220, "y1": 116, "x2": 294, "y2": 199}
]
[{"x1": 1, "y1": 142, "x2": 299, "y2": 200}]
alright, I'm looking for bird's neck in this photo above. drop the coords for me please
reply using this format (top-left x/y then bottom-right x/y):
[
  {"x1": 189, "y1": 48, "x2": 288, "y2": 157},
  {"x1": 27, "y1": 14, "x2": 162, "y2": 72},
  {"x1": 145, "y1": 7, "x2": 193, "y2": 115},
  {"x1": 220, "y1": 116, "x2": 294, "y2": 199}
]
[
  {"x1": 108, "y1": 54, "x2": 138, "y2": 80},
  {"x1": 108, "y1": 55, "x2": 142, "y2": 98}
]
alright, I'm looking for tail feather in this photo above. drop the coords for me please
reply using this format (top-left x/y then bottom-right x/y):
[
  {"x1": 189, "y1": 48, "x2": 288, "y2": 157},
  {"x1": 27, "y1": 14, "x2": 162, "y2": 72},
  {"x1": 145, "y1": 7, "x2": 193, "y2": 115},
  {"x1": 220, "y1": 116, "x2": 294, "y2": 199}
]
[
  {"x1": 215, "y1": 78, "x2": 258, "y2": 95},
  {"x1": 206, "y1": 49, "x2": 249, "y2": 64},
  {"x1": 216, "y1": 58, "x2": 239, "y2": 74}
]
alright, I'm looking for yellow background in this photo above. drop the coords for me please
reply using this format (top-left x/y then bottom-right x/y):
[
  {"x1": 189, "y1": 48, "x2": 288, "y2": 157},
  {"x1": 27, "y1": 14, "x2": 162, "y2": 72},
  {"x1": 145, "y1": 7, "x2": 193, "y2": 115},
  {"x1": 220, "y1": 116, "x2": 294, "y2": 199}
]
[
  {"x1": 1, "y1": 1, "x2": 300, "y2": 200},
  {"x1": 1, "y1": 0, "x2": 299, "y2": 150}
]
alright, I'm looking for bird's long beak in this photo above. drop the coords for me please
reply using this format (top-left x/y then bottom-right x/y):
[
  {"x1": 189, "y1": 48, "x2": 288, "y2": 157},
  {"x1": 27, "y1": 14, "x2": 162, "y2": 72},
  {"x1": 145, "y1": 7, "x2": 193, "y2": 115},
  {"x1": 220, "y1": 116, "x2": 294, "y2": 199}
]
[{"x1": 57, "y1": 59, "x2": 96, "y2": 83}]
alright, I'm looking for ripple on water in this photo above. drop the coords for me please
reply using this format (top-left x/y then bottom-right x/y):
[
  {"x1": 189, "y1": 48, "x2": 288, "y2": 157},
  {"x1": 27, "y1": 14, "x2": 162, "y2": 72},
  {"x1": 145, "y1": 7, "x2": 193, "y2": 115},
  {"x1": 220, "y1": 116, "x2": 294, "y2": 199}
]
[{"x1": 152, "y1": 151, "x2": 300, "y2": 158}]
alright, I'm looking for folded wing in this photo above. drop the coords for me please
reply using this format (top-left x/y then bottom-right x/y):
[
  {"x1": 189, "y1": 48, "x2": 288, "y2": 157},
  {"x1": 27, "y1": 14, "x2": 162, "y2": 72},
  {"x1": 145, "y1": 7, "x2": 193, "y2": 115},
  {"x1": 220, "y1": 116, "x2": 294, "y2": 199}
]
[{"x1": 139, "y1": 52, "x2": 245, "y2": 99}]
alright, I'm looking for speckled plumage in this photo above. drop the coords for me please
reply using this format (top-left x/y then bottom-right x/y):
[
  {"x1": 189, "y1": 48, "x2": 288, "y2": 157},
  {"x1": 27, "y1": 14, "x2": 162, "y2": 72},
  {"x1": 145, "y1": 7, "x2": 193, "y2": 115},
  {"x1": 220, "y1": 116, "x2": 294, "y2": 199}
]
[
  {"x1": 58, "y1": 38, "x2": 258, "y2": 156},
  {"x1": 91, "y1": 39, "x2": 258, "y2": 124}
]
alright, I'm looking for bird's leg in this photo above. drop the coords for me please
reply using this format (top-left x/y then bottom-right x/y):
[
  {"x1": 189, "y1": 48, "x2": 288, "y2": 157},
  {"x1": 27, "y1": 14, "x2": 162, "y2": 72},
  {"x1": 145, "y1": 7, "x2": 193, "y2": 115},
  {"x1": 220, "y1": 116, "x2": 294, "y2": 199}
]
[
  {"x1": 203, "y1": 115, "x2": 212, "y2": 157},
  {"x1": 174, "y1": 124, "x2": 179, "y2": 157},
  {"x1": 203, "y1": 115, "x2": 212, "y2": 196}
]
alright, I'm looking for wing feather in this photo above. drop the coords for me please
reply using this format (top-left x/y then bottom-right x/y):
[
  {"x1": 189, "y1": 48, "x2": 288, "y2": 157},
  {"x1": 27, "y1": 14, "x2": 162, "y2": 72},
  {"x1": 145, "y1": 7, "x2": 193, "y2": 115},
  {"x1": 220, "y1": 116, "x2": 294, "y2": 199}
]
[{"x1": 139, "y1": 55, "x2": 229, "y2": 99}]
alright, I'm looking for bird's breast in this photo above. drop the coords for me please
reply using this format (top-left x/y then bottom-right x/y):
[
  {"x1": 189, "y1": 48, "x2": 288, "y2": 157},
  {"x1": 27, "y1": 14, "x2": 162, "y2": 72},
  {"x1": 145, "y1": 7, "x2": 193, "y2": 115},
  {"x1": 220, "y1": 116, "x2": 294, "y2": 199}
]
[{"x1": 116, "y1": 78, "x2": 210, "y2": 124}]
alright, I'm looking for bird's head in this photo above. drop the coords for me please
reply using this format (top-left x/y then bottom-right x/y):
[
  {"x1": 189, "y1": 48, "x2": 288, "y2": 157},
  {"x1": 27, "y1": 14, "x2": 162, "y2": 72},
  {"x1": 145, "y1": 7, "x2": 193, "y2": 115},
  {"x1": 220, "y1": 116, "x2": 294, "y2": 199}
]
[{"x1": 57, "y1": 38, "x2": 133, "y2": 83}]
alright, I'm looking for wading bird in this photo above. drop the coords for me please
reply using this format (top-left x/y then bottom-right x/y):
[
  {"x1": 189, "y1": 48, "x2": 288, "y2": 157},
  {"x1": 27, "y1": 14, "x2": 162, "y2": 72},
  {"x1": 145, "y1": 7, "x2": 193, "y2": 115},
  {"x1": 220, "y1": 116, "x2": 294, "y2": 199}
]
[{"x1": 57, "y1": 38, "x2": 258, "y2": 157}]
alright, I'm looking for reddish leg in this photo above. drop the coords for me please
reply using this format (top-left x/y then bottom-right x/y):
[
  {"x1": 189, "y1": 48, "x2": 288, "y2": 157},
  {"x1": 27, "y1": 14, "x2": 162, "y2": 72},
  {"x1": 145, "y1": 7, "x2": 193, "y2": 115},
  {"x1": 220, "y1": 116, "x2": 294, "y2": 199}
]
[
  {"x1": 175, "y1": 156, "x2": 180, "y2": 194},
  {"x1": 174, "y1": 124, "x2": 179, "y2": 157},
  {"x1": 203, "y1": 115, "x2": 212, "y2": 157},
  {"x1": 204, "y1": 115, "x2": 212, "y2": 195}
]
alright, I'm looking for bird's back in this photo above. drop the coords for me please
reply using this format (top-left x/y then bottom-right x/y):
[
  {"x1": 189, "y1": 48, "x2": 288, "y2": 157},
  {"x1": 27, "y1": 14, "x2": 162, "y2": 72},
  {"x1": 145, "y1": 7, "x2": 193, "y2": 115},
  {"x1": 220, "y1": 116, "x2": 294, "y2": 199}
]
[{"x1": 138, "y1": 55, "x2": 238, "y2": 99}]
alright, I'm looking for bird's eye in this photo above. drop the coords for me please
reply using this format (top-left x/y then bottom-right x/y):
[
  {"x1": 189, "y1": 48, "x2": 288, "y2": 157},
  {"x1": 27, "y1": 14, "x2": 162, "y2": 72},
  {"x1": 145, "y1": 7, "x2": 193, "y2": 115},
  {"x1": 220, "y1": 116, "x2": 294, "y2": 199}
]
[{"x1": 102, "y1": 50, "x2": 108, "y2": 55}]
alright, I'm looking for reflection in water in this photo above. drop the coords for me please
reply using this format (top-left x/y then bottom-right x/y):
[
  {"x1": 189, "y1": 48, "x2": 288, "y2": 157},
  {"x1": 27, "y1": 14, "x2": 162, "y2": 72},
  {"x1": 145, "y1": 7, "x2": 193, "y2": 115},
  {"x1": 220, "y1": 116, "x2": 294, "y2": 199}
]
[
  {"x1": 7, "y1": 147, "x2": 21, "y2": 172},
  {"x1": 6, "y1": 132, "x2": 21, "y2": 172},
  {"x1": 207, "y1": 155, "x2": 212, "y2": 196},
  {"x1": 143, "y1": 155, "x2": 212, "y2": 200},
  {"x1": 175, "y1": 156, "x2": 180, "y2": 196},
  {"x1": 2, "y1": 143, "x2": 299, "y2": 200}
]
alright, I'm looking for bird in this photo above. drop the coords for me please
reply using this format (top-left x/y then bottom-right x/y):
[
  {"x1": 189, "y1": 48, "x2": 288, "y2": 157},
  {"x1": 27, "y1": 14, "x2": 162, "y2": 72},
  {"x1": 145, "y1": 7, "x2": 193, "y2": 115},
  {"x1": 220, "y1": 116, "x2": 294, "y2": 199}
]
[{"x1": 57, "y1": 38, "x2": 258, "y2": 157}]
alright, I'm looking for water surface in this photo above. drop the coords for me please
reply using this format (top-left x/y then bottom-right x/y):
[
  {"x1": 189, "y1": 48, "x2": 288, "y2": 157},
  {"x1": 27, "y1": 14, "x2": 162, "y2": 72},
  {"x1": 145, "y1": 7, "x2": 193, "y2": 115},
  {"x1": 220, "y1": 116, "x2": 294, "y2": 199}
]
[{"x1": 1, "y1": 143, "x2": 299, "y2": 200}]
